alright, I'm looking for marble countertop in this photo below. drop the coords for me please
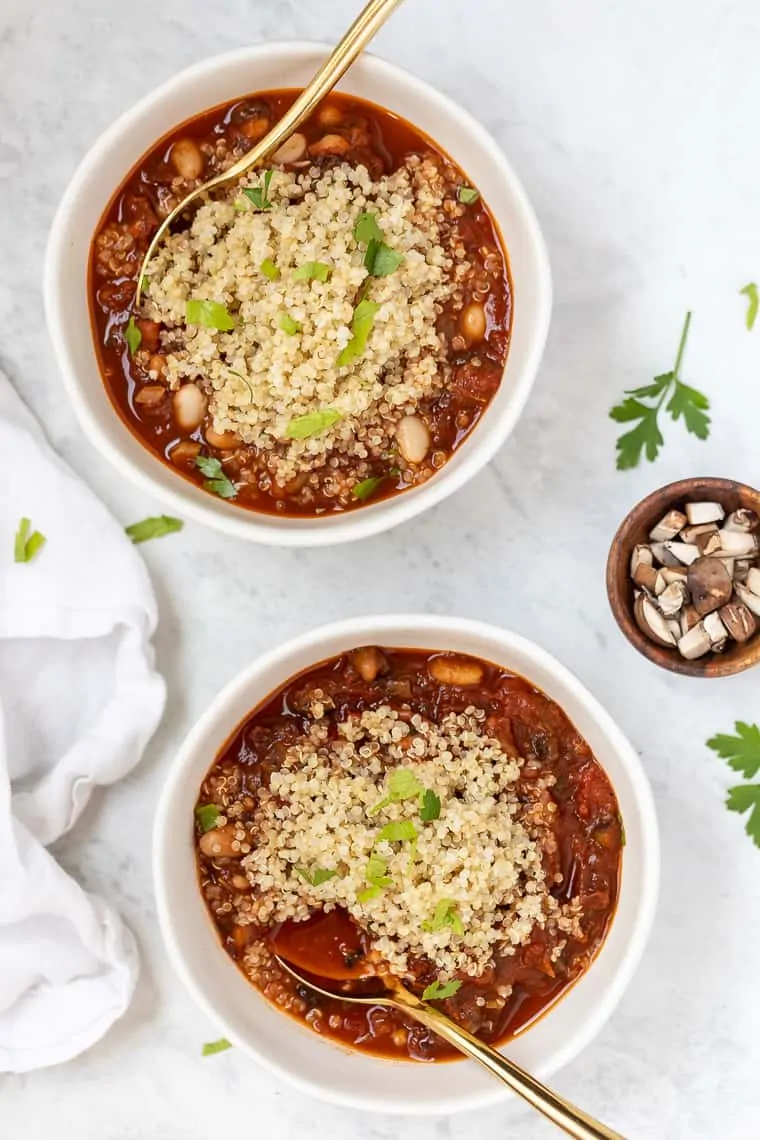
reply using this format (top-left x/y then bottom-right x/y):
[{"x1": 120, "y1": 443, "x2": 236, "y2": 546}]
[{"x1": 2, "y1": 0, "x2": 760, "y2": 1135}]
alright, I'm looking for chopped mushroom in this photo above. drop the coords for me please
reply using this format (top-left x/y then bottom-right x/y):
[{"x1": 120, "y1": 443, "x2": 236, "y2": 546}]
[
  {"x1": 678, "y1": 622, "x2": 712, "y2": 659},
  {"x1": 649, "y1": 510, "x2": 687, "y2": 542},
  {"x1": 685, "y1": 501, "x2": 725, "y2": 525},
  {"x1": 634, "y1": 595, "x2": 677, "y2": 647},
  {"x1": 688, "y1": 557, "x2": 733, "y2": 616},
  {"x1": 719, "y1": 601, "x2": 756, "y2": 642}
]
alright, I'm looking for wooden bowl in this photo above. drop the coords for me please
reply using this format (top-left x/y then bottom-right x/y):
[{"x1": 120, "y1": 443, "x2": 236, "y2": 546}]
[{"x1": 606, "y1": 477, "x2": 760, "y2": 677}]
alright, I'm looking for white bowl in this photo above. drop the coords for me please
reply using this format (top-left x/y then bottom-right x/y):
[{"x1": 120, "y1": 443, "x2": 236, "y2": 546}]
[
  {"x1": 153, "y1": 615, "x2": 659, "y2": 1115},
  {"x1": 44, "y1": 43, "x2": 551, "y2": 546}
]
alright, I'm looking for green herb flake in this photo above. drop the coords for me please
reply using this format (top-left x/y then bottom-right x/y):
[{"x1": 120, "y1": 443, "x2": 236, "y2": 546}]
[
  {"x1": 285, "y1": 408, "x2": 342, "y2": 440},
  {"x1": 357, "y1": 885, "x2": 382, "y2": 903},
  {"x1": 337, "y1": 299, "x2": 381, "y2": 367},
  {"x1": 194, "y1": 455, "x2": 237, "y2": 500},
  {"x1": 423, "y1": 898, "x2": 464, "y2": 936},
  {"x1": 375, "y1": 819, "x2": 418, "y2": 844},
  {"x1": 369, "y1": 768, "x2": 424, "y2": 816},
  {"x1": 294, "y1": 865, "x2": 338, "y2": 887},
  {"x1": 260, "y1": 258, "x2": 280, "y2": 281},
  {"x1": 243, "y1": 170, "x2": 274, "y2": 211},
  {"x1": 422, "y1": 978, "x2": 462, "y2": 1002},
  {"x1": 352, "y1": 475, "x2": 386, "y2": 502},
  {"x1": 458, "y1": 186, "x2": 480, "y2": 205},
  {"x1": 353, "y1": 211, "x2": 383, "y2": 244},
  {"x1": 293, "y1": 261, "x2": 331, "y2": 283},
  {"x1": 125, "y1": 515, "x2": 184, "y2": 544},
  {"x1": 707, "y1": 722, "x2": 760, "y2": 849},
  {"x1": 185, "y1": 300, "x2": 235, "y2": 332},
  {"x1": 609, "y1": 310, "x2": 710, "y2": 469},
  {"x1": 202, "y1": 1038, "x2": 232, "y2": 1056},
  {"x1": 364, "y1": 240, "x2": 404, "y2": 278},
  {"x1": 419, "y1": 789, "x2": 441, "y2": 822},
  {"x1": 364, "y1": 852, "x2": 393, "y2": 890},
  {"x1": 13, "y1": 518, "x2": 46, "y2": 564},
  {"x1": 279, "y1": 313, "x2": 302, "y2": 336},
  {"x1": 195, "y1": 804, "x2": 221, "y2": 833},
  {"x1": 125, "y1": 316, "x2": 142, "y2": 356},
  {"x1": 740, "y1": 283, "x2": 759, "y2": 331}
]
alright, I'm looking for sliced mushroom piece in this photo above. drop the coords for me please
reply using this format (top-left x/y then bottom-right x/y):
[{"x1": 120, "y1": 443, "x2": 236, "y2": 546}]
[
  {"x1": 657, "y1": 580, "x2": 688, "y2": 617},
  {"x1": 650, "y1": 542, "x2": 682, "y2": 568},
  {"x1": 735, "y1": 560, "x2": 753, "y2": 584},
  {"x1": 667, "y1": 619, "x2": 682, "y2": 641},
  {"x1": 680, "y1": 522, "x2": 719, "y2": 544},
  {"x1": 685, "y1": 501, "x2": 725, "y2": 525},
  {"x1": 717, "y1": 529, "x2": 757, "y2": 557},
  {"x1": 735, "y1": 582, "x2": 760, "y2": 618},
  {"x1": 633, "y1": 562, "x2": 659, "y2": 592},
  {"x1": 703, "y1": 611, "x2": 729, "y2": 651},
  {"x1": 649, "y1": 509, "x2": 687, "y2": 542},
  {"x1": 695, "y1": 531, "x2": 722, "y2": 555},
  {"x1": 634, "y1": 595, "x2": 677, "y2": 647},
  {"x1": 687, "y1": 556, "x2": 733, "y2": 616},
  {"x1": 723, "y1": 508, "x2": 759, "y2": 533},
  {"x1": 661, "y1": 566, "x2": 688, "y2": 584},
  {"x1": 351, "y1": 646, "x2": 389, "y2": 683},
  {"x1": 678, "y1": 622, "x2": 712, "y2": 659},
  {"x1": 630, "y1": 544, "x2": 654, "y2": 576},
  {"x1": 664, "y1": 540, "x2": 701, "y2": 566},
  {"x1": 680, "y1": 604, "x2": 700, "y2": 636},
  {"x1": 746, "y1": 567, "x2": 760, "y2": 595},
  {"x1": 271, "y1": 132, "x2": 307, "y2": 164},
  {"x1": 205, "y1": 425, "x2": 241, "y2": 450},
  {"x1": 719, "y1": 600, "x2": 757, "y2": 643}
]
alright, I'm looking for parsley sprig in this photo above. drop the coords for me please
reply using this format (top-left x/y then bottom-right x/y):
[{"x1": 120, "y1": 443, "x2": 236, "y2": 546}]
[
  {"x1": 609, "y1": 311, "x2": 710, "y2": 469},
  {"x1": 707, "y1": 722, "x2": 760, "y2": 849}
]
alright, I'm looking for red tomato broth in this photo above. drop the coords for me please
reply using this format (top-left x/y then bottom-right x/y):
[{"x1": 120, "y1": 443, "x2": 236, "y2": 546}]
[
  {"x1": 89, "y1": 90, "x2": 512, "y2": 517},
  {"x1": 194, "y1": 649, "x2": 622, "y2": 1062}
]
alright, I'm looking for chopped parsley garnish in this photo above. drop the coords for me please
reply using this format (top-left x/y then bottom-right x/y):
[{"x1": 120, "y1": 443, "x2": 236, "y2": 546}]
[
  {"x1": 195, "y1": 804, "x2": 221, "y2": 833},
  {"x1": 740, "y1": 283, "x2": 758, "y2": 331},
  {"x1": 609, "y1": 311, "x2": 710, "y2": 469},
  {"x1": 243, "y1": 170, "x2": 274, "y2": 211},
  {"x1": 353, "y1": 212, "x2": 383, "y2": 244},
  {"x1": 364, "y1": 240, "x2": 404, "y2": 278},
  {"x1": 294, "y1": 865, "x2": 338, "y2": 886},
  {"x1": 357, "y1": 885, "x2": 382, "y2": 903},
  {"x1": 419, "y1": 789, "x2": 441, "y2": 822},
  {"x1": 369, "y1": 768, "x2": 424, "y2": 816},
  {"x1": 422, "y1": 978, "x2": 462, "y2": 1002},
  {"x1": 707, "y1": 721, "x2": 760, "y2": 848},
  {"x1": 260, "y1": 258, "x2": 280, "y2": 280},
  {"x1": 279, "y1": 313, "x2": 302, "y2": 335},
  {"x1": 423, "y1": 898, "x2": 464, "y2": 936},
  {"x1": 125, "y1": 515, "x2": 184, "y2": 544},
  {"x1": 375, "y1": 819, "x2": 418, "y2": 844},
  {"x1": 202, "y1": 1038, "x2": 232, "y2": 1056},
  {"x1": 458, "y1": 186, "x2": 480, "y2": 205},
  {"x1": 365, "y1": 852, "x2": 393, "y2": 889},
  {"x1": 185, "y1": 300, "x2": 235, "y2": 331},
  {"x1": 293, "y1": 261, "x2": 331, "y2": 282},
  {"x1": 337, "y1": 299, "x2": 381, "y2": 367},
  {"x1": 125, "y1": 316, "x2": 142, "y2": 356},
  {"x1": 194, "y1": 455, "x2": 237, "y2": 499},
  {"x1": 13, "y1": 518, "x2": 46, "y2": 564},
  {"x1": 352, "y1": 475, "x2": 386, "y2": 502},
  {"x1": 285, "y1": 408, "x2": 342, "y2": 440}
]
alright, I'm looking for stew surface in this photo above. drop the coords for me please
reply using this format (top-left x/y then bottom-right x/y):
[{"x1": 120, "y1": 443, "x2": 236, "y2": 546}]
[
  {"x1": 194, "y1": 649, "x2": 622, "y2": 1062},
  {"x1": 90, "y1": 90, "x2": 512, "y2": 517}
]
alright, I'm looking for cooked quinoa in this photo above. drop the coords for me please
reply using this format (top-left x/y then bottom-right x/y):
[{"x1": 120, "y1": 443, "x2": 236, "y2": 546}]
[{"x1": 144, "y1": 157, "x2": 461, "y2": 482}]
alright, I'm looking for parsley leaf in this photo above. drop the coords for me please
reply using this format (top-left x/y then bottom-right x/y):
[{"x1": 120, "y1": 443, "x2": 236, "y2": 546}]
[
  {"x1": 243, "y1": 170, "x2": 274, "y2": 210},
  {"x1": 422, "y1": 978, "x2": 462, "y2": 1001},
  {"x1": 726, "y1": 784, "x2": 760, "y2": 849},
  {"x1": 352, "y1": 475, "x2": 386, "y2": 502},
  {"x1": 260, "y1": 258, "x2": 280, "y2": 280},
  {"x1": 364, "y1": 852, "x2": 393, "y2": 892},
  {"x1": 337, "y1": 299, "x2": 381, "y2": 367},
  {"x1": 125, "y1": 515, "x2": 183, "y2": 544},
  {"x1": 357, "y1": 885, "x2": 382, "y2": 903},
  {"x1": 353, "y1": 212, "x2": 383, "y2": 244},
  {"x1": 376, "y1": 819, "x2": 418, "y2": 844},
  {"x1": 419, "y1": 789, "x2": 441, "y2": 821},
  {"x1": 364, "y1": 240, "x2": 404, "y2": 278},
  {"x1": 369, "y1": 768, "x2": 425, "y2": 816},
  {"x1": 423, "y1": 898, "x2": 464, "y2": 936},
  {"x1": 740, "y1": 283, "x2": 758, "y2": 331},
  {"x1": 194, "y1": 455, "x2": 237, "y2": 499},
  {"x1": 458, "y1": 186, "x2": 480, "y2": 205},
  {"x1": 279, "y1": 313, "x2": 302, "y2": 335},
  {"x1": 185, "y1": 300, "x2": 235, "y2": 331},
  {"x1": 294, "y1": 865, "x2": 338, "y2": 887},
  {"x1": 202, "y1": 1038, "x2": 232, "y2": 1056},
  {"x1": 13, "y1": 518, "x2": 46, "y2": 563},
  {"x1": 293, "y1": 261, "x2": 331, "y2": 282},
  {"x1": 285, "y1": 408, "x2": 342, "y2": 440},
  {"x1": 609, "y1": 311, "x2": 710, "y2": 469},
  {"x1": 195, "y1": 804, "x2": 221, "y2": 832},
  {"x1": 707, "y1": 722, "x2": 760, "y2": 778},
  {"x1": 125, "y1": 316, "x2": 142, "y2": 355}
]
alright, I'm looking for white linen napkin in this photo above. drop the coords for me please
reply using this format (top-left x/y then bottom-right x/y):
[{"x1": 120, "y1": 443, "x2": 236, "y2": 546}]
[{"x1": 0, "y1": 371, "x2": 166, "y2": 1073}]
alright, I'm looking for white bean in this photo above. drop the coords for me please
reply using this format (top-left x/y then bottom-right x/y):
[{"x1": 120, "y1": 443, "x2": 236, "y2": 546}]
[
  {"x1": 205, "y1": 426, "x2": 241, "y2": 450},
  {"x1": 170, "y1": 138, "x2": 204, "y2": 180},
  {"x1": 396, "y1": 415, "x2": 431, "y2": 465},
  {"x1": 460, "y1": 301, "x2": 487, "y2": 342},
  {"x1": 271, "y1": 132, "x2": 307, "y2": 165},
  {"x1": 429, "y1": 657, "x2": 484, "y2": 686},
  {"x1": 199, "y1": 826, "x2": 238, "y2": 858},
  {"x1": 173, "y1": 383, "x2": 207, "y2": 432}
]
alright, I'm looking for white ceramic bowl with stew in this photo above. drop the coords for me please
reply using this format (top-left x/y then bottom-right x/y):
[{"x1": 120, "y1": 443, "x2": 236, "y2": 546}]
[
  {"x1": 44, "y1": 42, "x2": 551, "y2": 546},
  {"x1": 153, "y1": 615, "x2": 659, "y2": 1115}
]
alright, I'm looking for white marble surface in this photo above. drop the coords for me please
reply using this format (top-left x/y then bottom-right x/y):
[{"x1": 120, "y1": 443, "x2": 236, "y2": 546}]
[{"x1": 2, "y1": 0, "x2": 760, "y2": 1135}]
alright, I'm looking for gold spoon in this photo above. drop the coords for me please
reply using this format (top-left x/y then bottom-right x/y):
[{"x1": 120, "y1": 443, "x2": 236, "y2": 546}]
[
  {"x1": 276, "y1": 955, "x2": 626, "y2": 1140},
  {"x1": 136, "y1": 0, "x2": 405, "y2": 304}
]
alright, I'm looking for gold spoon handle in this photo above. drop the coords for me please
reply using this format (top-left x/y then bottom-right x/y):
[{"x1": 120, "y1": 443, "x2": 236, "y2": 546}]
[
  {"x1": 397, "y1": 997, "x2": 626, "y2": 1140},
  {"x1": 136, "y1": 0, "x2": 405, "y2": 302}
]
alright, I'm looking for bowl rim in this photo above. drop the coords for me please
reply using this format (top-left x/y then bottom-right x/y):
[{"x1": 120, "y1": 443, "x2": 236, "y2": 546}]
[
  {"x1": 606, "y1": 475, "x2": 760, "y2": 677},
  {"x1": 43, "y1": 41, "x2": 552, "y2": 547},
  {"x1": 153, "y1": 614, "x2": 660, "y2": 1114}
]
